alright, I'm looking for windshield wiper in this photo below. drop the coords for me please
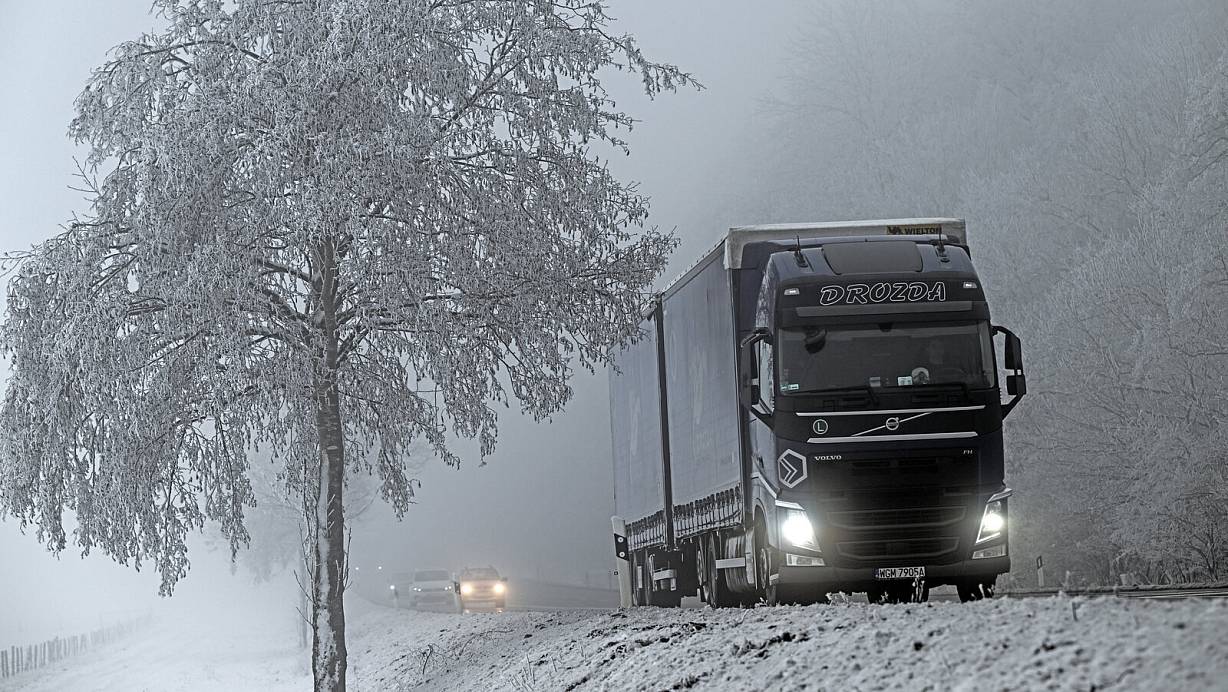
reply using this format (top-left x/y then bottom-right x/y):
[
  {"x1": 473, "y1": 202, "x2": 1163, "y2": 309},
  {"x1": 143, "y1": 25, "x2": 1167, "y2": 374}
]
[
  {"x1": 907, "y1": 381, "x2": 970, "y2": 399},
  {"x1": 797, "y1": 384, "x2": 879, "y2": 405}
]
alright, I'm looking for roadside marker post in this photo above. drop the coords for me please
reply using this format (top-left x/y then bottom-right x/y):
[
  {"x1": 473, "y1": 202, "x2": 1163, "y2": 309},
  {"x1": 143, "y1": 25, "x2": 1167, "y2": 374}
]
[{"x1": 612, "y1": 516, "x2": 633, "y2": 608}]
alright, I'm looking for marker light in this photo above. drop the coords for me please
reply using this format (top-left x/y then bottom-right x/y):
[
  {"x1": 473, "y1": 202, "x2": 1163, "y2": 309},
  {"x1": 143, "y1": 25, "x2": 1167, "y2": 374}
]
[
  {"x1": 460, "y1": 582, "x2": 474, "y2": 595},
  {"x1": 976, "y1": 500, "x2": 1006, "y2": 544},
  {"x1": 962, "y1": 281, "x2": 978, "y2": 289},
  {"x1": 493, "y1": 582, "x2": 506, "y2": 595},
  {"x1": 780, "y1": 510, "x2": 819, "y2": 551},
  {"x1": 783, "y1": 288, "x2": 800, "y2": 296}
]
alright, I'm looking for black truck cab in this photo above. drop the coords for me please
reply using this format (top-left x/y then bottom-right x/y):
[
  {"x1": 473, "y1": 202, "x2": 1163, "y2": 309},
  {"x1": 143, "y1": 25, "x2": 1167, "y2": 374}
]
[{"x1": 739, "y1": 234, "x2": 1024, "y2": 602}]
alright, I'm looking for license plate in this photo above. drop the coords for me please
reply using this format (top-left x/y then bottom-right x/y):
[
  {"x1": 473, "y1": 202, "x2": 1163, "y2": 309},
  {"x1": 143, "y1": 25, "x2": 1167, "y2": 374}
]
[{"x1": 874, "y1": 566, "x2": 926, "y2": 580}]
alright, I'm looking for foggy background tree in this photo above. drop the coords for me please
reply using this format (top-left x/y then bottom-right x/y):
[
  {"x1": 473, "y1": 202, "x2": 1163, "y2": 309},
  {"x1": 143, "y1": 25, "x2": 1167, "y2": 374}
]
[
  {"x1": 0, "y1": 0, "x2": 689, "y2": 689},
  {"x1": 717, "y1": 0, "x2": 1228, "y2": 587}
]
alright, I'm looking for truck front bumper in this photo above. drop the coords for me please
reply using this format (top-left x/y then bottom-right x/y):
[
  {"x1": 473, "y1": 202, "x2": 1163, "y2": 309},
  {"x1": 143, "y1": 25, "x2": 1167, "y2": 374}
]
[{"x1": 777, "y1": 554, "x2": 1009, "y2": 590}]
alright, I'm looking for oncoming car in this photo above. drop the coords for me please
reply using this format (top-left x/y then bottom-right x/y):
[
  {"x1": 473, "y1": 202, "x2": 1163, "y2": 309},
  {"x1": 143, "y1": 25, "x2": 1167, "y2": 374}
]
[
  {"x1": 457, "y1": 567, "x2": 508, "y2": 613},
  {"x1": 408, "y1": 568, "x2": 460, "y2": 611}
]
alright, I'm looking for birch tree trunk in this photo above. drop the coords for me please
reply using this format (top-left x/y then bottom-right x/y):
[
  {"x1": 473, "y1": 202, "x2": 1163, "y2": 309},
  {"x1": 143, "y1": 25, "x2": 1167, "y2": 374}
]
[{"x1": 311, "y1": 239, "x2": 348, "y2": 691}]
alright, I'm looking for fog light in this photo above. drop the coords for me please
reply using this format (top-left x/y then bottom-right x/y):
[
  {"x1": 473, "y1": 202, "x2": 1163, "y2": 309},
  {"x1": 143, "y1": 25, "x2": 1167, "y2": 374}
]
[
  {"x1": 972, "y1": 544, "x2": 1007, "y2": 560},
  {"x1": 785, "y1": 553, "x2": 826, "y2": 567}
]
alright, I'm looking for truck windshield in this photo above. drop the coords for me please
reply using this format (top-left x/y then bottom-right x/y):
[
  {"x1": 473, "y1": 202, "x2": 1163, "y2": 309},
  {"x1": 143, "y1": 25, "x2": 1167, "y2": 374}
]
[{"x1": 777, "y1": 321, "x2": 994, "y2": 395}]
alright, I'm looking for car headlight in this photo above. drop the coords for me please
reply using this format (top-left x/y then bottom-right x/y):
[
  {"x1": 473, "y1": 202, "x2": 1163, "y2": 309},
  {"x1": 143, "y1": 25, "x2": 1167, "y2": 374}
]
[
  {"x1": 412, "y1": 587, "x2": 422, "y2": 592},
  {"x1": 493, "y1": 582, "x2": 506, "y2": 595},
  {"x1": 779, "y1": 506, "x2": 819, "y2": 551},
  {"x1": 975, "y1": 499, "x2": 1006, "y2": 544},
  {"x1": 460, "y1": 583, "x2": 473, "y2": 595}
]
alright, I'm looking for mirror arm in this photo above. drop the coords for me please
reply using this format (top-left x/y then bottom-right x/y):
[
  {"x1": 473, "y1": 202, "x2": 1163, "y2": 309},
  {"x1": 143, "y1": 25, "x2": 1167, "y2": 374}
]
[
  {"x1": 1001, "y1": 392, "x2": 1021, "y2": 418},
  {"x1": 748, "y1": 405, "x2": 774, "y2": 428}
]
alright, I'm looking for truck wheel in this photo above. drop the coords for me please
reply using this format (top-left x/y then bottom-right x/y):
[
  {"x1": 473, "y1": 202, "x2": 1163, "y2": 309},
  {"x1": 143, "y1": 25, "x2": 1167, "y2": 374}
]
[
  {"x1": 703, "y1": 533, "x2": 738, "y2": 608},
  {"x1": 755, "y1": 519, "x2": 778, "y2": 606}
]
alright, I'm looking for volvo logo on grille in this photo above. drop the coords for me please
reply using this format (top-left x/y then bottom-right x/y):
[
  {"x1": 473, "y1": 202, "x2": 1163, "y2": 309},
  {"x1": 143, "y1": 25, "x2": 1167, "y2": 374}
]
[
  {"x1": 885, "y1": 416, "x2": 900, "y2": 431},
  {"x1": 811, "y1": 418, "x2": 829, "y2": 435}
]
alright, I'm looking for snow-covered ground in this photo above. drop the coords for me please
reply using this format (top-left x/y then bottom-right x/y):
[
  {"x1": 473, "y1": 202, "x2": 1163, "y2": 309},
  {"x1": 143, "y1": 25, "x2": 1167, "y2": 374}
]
[
  {"x1": 7, "y1": 595, "x2": 1227, "y2": 690},
  {"x1": 349, "y1": 596, "x2": 1228, "y2": 691},
  {"x1": 0, "y1": 572, "x2": 315, "y2": 692}
]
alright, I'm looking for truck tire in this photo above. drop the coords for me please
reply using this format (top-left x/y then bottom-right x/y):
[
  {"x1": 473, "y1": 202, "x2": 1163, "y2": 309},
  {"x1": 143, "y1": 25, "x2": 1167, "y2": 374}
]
[
  {"x1": 703, "y1": 533, "x2": 739, "y2": 608},
  {"x1": 754, "y1": 519, "x2": 777, "y2": 606}
]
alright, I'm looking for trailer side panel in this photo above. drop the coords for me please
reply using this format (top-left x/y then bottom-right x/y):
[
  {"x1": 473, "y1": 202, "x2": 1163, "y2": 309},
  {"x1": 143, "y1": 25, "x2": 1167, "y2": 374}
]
[
  {"x1": 661, "y1": 256, "x2": 743, "y2": 537},
  {"x1": 609, "y1": 320, "x2": 667, "y2": 550}
]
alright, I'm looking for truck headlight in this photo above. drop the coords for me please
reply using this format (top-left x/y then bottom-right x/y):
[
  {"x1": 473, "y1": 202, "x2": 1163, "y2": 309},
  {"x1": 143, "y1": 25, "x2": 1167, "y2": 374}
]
[
  {"x1": 779, "y1": 507, "x2": 819, "y2": 551},
  {"x1": 493, "y1": 582, "x2": 506, "y2": 595},
  {"x1": 460, "y1": 583, "x2": 473, "y2": 595},
  {"x1": 975, "y1": 499, "x2": 1006, "y2": 544}
]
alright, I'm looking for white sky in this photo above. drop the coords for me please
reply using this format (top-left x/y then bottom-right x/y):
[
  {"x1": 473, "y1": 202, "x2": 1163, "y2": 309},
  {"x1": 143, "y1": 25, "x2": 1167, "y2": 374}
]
[{"x1": 0, "y1": 0, "x2": 810, "y2": 647}]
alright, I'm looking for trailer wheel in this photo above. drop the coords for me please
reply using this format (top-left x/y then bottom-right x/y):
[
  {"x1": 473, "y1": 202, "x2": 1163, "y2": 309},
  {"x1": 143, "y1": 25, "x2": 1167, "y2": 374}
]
[{"x1": 703, "y1": 533, "x2": 738, "y2": 608}]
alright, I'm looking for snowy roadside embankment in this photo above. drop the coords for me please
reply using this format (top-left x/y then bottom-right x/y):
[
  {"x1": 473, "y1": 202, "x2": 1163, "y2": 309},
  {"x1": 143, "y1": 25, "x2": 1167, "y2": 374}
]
[{"x1": 348, "y1": 596, "x2": 1228, "y2": 691}]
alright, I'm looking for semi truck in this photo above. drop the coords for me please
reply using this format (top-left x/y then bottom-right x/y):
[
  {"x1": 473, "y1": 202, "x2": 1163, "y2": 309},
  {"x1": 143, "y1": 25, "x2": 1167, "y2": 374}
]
[{"x1": 608, "y1": 219, "x2": 1026, "y2": 606}]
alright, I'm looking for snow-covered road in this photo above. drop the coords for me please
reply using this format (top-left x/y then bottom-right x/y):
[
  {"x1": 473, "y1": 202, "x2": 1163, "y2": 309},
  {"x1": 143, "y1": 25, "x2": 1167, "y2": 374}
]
[{"x1": 349, "y1": 596, "x2": 1228, "y2": 691}]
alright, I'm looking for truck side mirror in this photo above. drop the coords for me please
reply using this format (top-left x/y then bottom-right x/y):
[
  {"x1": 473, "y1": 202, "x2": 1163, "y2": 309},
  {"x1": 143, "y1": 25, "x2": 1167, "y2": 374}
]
[
  {"x1": 1006, "y1": 374, "x2": 1026, "y2": 397},
  {"x1": 993, "y1": 325, "x2": 1026, "y2": 417},
  {"x1": 1003, "y1": 330, "x2": 1024, "y2": 371}
]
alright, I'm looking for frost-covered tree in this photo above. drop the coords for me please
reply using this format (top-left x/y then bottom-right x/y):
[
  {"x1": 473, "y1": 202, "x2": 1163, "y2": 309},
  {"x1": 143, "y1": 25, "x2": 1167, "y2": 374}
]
[
  {"x1": 0, "y1": 1, "x2": 688, "y2": 688},
  {"x1": 744, "y1": 0, "x2": 1228, "y2": 587}
]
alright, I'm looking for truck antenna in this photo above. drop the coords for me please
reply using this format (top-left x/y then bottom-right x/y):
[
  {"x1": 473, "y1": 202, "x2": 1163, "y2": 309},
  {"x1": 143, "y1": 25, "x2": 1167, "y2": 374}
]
[
  {"x1": 933, "y1": 234, "x2": 950, "y2": 263},
  {"x1": 792, "y1": 234, "x2": 808, "y2": 267}
]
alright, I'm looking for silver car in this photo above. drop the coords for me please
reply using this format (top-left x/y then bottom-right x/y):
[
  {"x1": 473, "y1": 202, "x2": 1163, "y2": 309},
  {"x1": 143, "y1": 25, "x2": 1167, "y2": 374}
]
[{"x1": 408, "y1": 569, "x2": 460, "y2": 611}]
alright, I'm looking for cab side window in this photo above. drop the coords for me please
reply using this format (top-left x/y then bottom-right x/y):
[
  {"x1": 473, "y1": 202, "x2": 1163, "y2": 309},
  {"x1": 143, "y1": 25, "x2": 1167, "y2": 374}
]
[{"x1": 757, "y1": 339, "x2": 774, "y2": 412}]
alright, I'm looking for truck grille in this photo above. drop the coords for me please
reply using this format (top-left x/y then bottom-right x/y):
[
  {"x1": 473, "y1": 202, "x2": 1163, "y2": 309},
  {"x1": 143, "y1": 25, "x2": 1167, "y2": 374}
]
[
  {"x1": 836, "y1": 537, "x2": 960, "y2": 561},
  {"x1": 827, "y1": 506, "x2": 966, "y2": 531},
  {"x1": 812, "y1": 457, "x2": 980, "y2": 568}
]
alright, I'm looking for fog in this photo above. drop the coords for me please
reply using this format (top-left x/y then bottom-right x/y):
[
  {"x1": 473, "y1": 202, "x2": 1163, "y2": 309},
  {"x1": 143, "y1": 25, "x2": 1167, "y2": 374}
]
[
  {"x1": 4, "y1": 0, "x2": 1228, "y2": 680},
  {"x1": 0, "y1": 0, "x2": 810, "y2": 649}
]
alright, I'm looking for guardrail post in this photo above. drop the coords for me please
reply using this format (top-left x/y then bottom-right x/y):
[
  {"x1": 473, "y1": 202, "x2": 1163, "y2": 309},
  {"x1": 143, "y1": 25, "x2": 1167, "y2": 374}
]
[{"x1": 612, "y1": 515, "x2": 633, "y2": 608}]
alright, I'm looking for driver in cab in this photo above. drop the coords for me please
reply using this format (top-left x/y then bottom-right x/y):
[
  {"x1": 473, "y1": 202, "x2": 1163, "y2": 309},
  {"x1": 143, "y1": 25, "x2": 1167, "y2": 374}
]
[{"x1": 911, "y1": 339, "x2": 967, "y2": 385}]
